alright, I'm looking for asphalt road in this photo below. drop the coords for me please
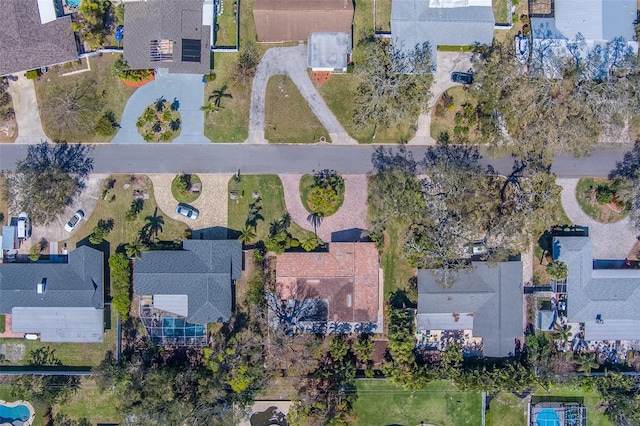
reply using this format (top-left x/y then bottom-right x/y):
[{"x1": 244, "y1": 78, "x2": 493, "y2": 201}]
[{"x1": 0, "y1": 144, "x2": 629, "y2": 177}]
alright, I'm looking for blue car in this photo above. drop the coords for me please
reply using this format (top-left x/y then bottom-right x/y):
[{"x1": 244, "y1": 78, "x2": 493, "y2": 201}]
[{"x1": 115, "y1": 25, "x2": 124, "y2": 43}]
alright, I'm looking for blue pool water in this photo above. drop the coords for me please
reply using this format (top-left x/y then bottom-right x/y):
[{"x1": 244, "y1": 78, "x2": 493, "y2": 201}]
[
  {"x1": 536, "y1": 408, "x2": 560, "y2": 426},
  {"x1": 0, "y1": 403, "x2": 31, "y2": 425},
  {"x1": 66, "y1": 0, "x2": 81, "y2": 8}
]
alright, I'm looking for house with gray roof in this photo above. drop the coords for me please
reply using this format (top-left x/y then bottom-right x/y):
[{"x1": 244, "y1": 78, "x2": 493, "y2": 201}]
[
  {"x1": 123, "y1": 0, "x2": 212, "y2": 74},
  {"x1": 0, "y1": 0, "x2": 80, "y2": 76},
  {"x1": 417, "y1": 261, "x2": 524, "y2": 358},
  {"x1": 134, "y1": 240, "x2": 242, "y2": 326},
  {"x1": 554, "y1": 236, "x2": 640, "y2": 341},
  {"x1": 0, "y1": 246, "x2": 104, "y2": 342},
  {"x1": 391, "y1": 0, "x2": 495, "y2": 69},
  {"x1": 531, "y1": 0, "x2": 639, "y2": 78}
]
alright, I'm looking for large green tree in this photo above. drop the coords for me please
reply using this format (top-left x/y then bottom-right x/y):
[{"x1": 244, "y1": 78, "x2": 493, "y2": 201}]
[{"x1": 3, "y1": 141, "x2": 93, "y2": 225}]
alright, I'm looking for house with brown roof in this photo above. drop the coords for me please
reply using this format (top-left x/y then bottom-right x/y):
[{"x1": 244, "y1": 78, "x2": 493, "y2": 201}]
[
  {"x1": 268, "y1": 242, "x2": 382, "y2": 334},
  {"x1": 0, "y1": 0, "x2": 80, "y2": 76},
  {"x1": 253, "y1": 0, "x2": 354, "y2": 43}
]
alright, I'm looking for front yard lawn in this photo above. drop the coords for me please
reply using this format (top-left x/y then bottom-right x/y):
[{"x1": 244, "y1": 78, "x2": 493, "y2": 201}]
[
  {"x1": 265, "y1": 75, "x2": 331, "y2": 144},
  {"x1": 430, "y1": 86, "x2": 483, "y2": 145},
  {"x1": 575, "y1": 178, "x2": 628, "y2": 223},
  {"x1": 54, "y1": 378, "x2": 121, "y2": 424},
  {"x1": 354, "y1": 379, "x2": 482, "y2": 426},
  {"x1": 34, "y1": 54, "x2": 135, "y2": 142},
  {"x1": 227, "y1": 175, "x2": 315, "y2": 242},
  {"x1": 61, "y1": 174, "x2": 188, "y2": 254},
  {"x1": 317, "y1": 74, "x2": 416, "y2": 143},
  {"x1": 380, "y1": 219, "x2": 417, "y2": 300},
  {"x1": 374, "y1": 0, "x2": 392, "y2": 32}
]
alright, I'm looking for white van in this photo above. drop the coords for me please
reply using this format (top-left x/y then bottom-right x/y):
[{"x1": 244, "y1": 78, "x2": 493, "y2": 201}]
[{"x1": 16, "y1": 212, "x2": 29, "y2": 240}]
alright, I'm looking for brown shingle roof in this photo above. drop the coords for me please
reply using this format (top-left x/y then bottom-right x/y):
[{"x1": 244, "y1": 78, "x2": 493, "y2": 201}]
[
  {"x1": 0, "y1": 1, "x2": 79, "y2": 75},
  {"x1": 254, "y1": 0, "x2": 354, "y2": 42},
  {"x1": 275, "y1": 243, "x2": 379, "y2": 323},
  {"x1": 123, "y1": 0, "x2": 211, "y2": 74}
]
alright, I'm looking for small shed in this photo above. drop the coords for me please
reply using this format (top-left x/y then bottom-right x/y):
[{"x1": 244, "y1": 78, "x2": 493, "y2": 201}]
[
  {"x1": 307, "y1": 32, "x2": 352, "y2": 72},
  {"x1": 1, "y1": 226, "x2": 17, "y2": 251}
]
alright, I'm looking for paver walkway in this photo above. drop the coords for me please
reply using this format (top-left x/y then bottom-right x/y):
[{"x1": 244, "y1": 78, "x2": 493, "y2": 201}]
[
  {"x1": 410, "y1": 51, "x2": 474, "y2": 145},
  {"x1": 112, "y1": 70, "x2": 207, "y2": 144},
  {"x1": 7, "y1": 75, "x2": 48, "y2": 143},
  {"x1": 279, "y1": 174, "x2": 367, "y2": 242},
  {"x1": 249, "y1": 45, "x2": 356, "y2": 145},
  {"x1": 557, "y1": 178, "x2": 637, "y2": 259},
  {"x1": 149, "y1": 174, "x2": 231, "y2": 239}
]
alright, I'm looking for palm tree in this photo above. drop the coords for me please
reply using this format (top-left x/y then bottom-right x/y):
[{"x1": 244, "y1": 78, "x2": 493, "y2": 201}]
[
  {"x1": 307, "y1": 213, "x2": 323, "y2": 237},
  {"x1": 155, "y1": 96, "x2": 166, "y2": 113},
  {"x1": 152, "y1": 121, "x2": 162, "y2": 133},
  {"x1": 169, "y1": 118, "x2": 181, "y2": 131},
  {"x1": 170, "y1": 98, "x2": 180, "y2": 111},
  {"x1": 143, "y1": 208, "x2": 164, "y2": 238},
  {"x1": 125, "y1": 241, "x2": 144, "y2": 259},
  {"x1": 142, "y1": 130, "x2": 154, "y2": 142},
  {"x1": 552, "y1": 321, "x2": 573, "y2": 344},
  {"x1": 200, "y1": 103, "x2": 219, "y2": 115},
  {"x1": 238, "y1": 226, "x2": 256, "y2": 246},
  {"x1": 143, "y1": 107, "x2": 156, "y2": 123},
  {"x1": 575, "y1": 353, "x2": 599, "y2": 376},
  {"x1": 208, "y1": 85, "x2": 232, "y2": 108}
]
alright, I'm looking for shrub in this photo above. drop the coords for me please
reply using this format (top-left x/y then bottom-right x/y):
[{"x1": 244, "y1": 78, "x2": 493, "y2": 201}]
[
  {"x1": 29, "y1": 245, "x2": 41, "y2": 262},
  {"x1": 235, "y1": 42, "x2": 260, "y2": 81},
  {"x1": 109, "y1": 252, "x2": 131, "y2": 320},
  {"x1": 307, "y1": 186, "x2": 339, "y2": 217},
  {"x1": 94, "y1": 111, "x2": 118, "y2": 136},
  {"x1": 313, "y1": 169, "x2": 344, "y2": 192},
  {"x1": 89, "y1": 218, "x2": 114, "y2": 245},
  {"x1": 111, "y1": 56, "x2": 153, "y2": 82},
  {"x1": 547, "y1": 261, "x2": 568, "y2": 281},
  {"x1": 203, "y1": 72, "x2": 217, "y2": 82},
  {"x1": 595, "y1": 184, "x2": 615, "y2": 204},
  {"x1": 25, "y1": 70, "x2": 39, "y2": 80},
  {"x1": 441, "y1": 92, "x2": 454, "y2": 109},
  {"x1": 434, "y1": 103, "x2": 445, "y2": 117}
]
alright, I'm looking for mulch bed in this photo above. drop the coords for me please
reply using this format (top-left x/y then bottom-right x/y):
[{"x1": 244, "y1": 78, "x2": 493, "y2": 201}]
[{"x1": 122, "y1": 73, "x2": 155, "y2": 88}]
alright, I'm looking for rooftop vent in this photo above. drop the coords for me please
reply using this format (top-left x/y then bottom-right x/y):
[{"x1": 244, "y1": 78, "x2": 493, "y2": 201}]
[{"x1": 37, "y1": 278, "x2": 47, "y2": 294}]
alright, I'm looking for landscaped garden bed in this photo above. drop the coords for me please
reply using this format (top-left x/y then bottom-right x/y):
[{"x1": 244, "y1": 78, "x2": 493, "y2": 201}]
[
  {"x1": 299, "y1": 170, "x2": 345, "y2": 217},
  {"x1": 136, "y1": 97, "x2": 181, "y2": 142},
  {"x1": 575, "y1": 177, "x2": 629, "y2": 223},
  {"x1": 171, "y1": 173, "x2": 202, "y2": 203},
  {"x1": 430, "y1": 86, "x2": 484, "y2": 144}
]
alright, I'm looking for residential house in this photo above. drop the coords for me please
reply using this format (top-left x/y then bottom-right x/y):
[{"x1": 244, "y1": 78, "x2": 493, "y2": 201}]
[
  {"x1": 133, "y1": 239, "x2": 242, "y2": 346},
  {"x1": 0, "y1": 0, "x2": 80, "y2": 75},
  {"x1": 553, "y1": 236, "x2": 640, "y2": 341},
  {"x1": 269, "y1": 242, "x2": 382, "y2": 334},
  {"x1": 530, "y1": 0, "x2": 639, "y2": 78},
  {"x1": 307, "y1": 32, "x2": 352, "y2": 72},
  {"x1": 253, "y1": 0, "x2": 354, "y2": 43},
  {"x1": 417, "y1": 261, "x2": 524, "y2": 358},
  {"x1": 123, "y1": 0, "x2": 213, "y2": 74},
  {"x1": 391, "y1": 0, "x2": 495, "y2": 69},
  {"x1": 0, "y1": 246, "x2": 105, "y2": 342}
]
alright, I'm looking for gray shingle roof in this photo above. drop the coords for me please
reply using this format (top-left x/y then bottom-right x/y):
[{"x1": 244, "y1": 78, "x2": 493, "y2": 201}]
[
  {"x1": 0, "y1": 0, "x2": 79, "y2": 75},
  {"x1": 123, "y1": 0, "x2": 211, "y2": 74},
  {"x1": 391, "y1": 0, "x2": 494, "y2": 68},
  {"x1": 133, "y1": 240, "x2": 241, "y2": 324},
  {"x1": 0, "y1": 245, "x2": 104, "y2": 313},
  {"x1": 555, "y1": 236, "x2": 640, "y2": 340},
  {"x1": 417, "y1": 261, "x2": 523, "y2": 358}
]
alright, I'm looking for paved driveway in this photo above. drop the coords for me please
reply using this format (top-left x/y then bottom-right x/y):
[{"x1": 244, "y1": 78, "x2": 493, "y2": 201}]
[
  {"x1": 279, "y1": 174, "x2": 368, "y2": 242},
  {"x1": 410, "y1": 50, "x2": 474, "y2": 145},
  {"x1": 112, "y1": 70, "x2": 207, "y2": 144},
  {"x1": 7, "y1": 75, "x2": 48, "y2": 143},
  {"x1": 249, "y1": 45, "x2": 356, "y2": 145},
  {"x1": 557, "y1": 178, "x2": 637, "y2": 259}
]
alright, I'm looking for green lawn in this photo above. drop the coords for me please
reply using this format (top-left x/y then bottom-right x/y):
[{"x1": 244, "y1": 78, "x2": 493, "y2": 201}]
[
  {"x1": 318, "y1": 74, "x2": 416, "y2": 143},
  {"x1": 215, "y1": 7, "x2": 238, "y2": 47},
  {"x1": 227, "y1": 175, "x2": 315, "y2": 242},
  {"x1": 534, "y1": 384, "x2": 612, "y2": 426},
  {"x1": 265, "y1": 75, "x2": 331, "y2": 144},
  {"x1": 0, "y1": 314, "x2": 5, "y2": 333},
  {"x1": 374, "y1": 0, "x2": 392, "y2": 32},
  {"x1": 430, "y1": 86, "x2": 483, "y2": 144},
  {"x1": 53, "y1": 378, "x2": 121, "y2": 424},
  {"x1": 489, "y1": 392, "x2": 525, "y2": 426},
  {"x1": 493, "y1": 0, "x2": 512, "y2": 24},
  {"x1": 380, "y1": 219, "x2": 416, "y2": 300},
  {"x1": 61, "y1": 174, "x2": 189, "y2": 254},
  {"x1": 354, "y1": 0, "x2": 374, "y2": 43},
  {"x1": 575, "y1": 178, "x2": 628, "y2": 223},
  {"x1": 0, "y1": 309, "x2": 116, "y2": 366},
  {"x1": 34, "y1": 54, "x2": 135, "y2": 142},
  {"x1": 354, "y1": 380, "x2": 482, "y2": 426},
  {"x1": 204, "y1": 52, "x2": 251, "y2": 142}
]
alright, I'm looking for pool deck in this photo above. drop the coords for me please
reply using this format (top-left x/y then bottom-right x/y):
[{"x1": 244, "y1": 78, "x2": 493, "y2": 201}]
[
  {"x1": 0, "y1": 315, "x2": 24, "y2": 339},
  {"x1": 0, "y1": 399, "x2": 35, "y2": 426}
]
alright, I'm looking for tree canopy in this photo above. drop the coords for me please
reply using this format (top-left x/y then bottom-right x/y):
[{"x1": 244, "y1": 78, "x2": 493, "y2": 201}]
[{"x1": 3, "y1": 141, "x2": 93, "y2": 225}]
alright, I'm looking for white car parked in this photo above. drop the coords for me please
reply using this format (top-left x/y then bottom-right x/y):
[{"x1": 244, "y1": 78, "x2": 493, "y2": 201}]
[{"x1": 64, "y1": 210, "x2": 85, "y2": 232}]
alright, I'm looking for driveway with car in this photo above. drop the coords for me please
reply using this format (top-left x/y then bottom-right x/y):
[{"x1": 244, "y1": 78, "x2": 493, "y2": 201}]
[
  {"x1": 410, "y1": 50, "x2": 474, "y2": 145},
  {"x1": 148, "y1": 174, "x2": 231, "y2": 239},
  {"x1": 112, "y1": 70, "x2": 207, "y2": 144}
]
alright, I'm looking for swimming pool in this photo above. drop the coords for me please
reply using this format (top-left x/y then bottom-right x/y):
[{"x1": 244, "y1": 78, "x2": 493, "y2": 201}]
[
  {"x1": 536, "y1": 408, "x2": 561, "y2": 426},
  {"x1": 0, "y1": 400, "x2": 35, "y2": 426},
  {"x1": 66, "y1": 0, "x2": 82, "y2": 8}
]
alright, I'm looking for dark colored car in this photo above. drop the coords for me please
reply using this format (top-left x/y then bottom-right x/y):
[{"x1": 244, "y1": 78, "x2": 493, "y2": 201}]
[{"x1": 451, "y1": 71, "x2": 473, "y2": 84}]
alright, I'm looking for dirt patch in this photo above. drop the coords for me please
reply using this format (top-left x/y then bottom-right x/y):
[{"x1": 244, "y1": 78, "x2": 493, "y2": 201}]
[{"x1": 0, "y1": 342, "x2": 26, "y2": 363}]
